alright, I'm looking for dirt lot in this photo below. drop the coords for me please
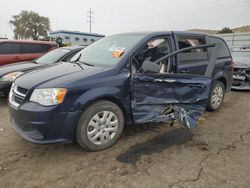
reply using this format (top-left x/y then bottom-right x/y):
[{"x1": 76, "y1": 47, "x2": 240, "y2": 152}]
[{"x1": 0, "y1": 91, "x2": 250, "y2": 188}]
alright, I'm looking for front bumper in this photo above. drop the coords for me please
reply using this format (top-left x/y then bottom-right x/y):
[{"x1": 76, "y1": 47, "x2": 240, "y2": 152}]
[
  {"x1": 232, "y1": 67, "x2": 250, "y2": 90},
  {"x1": 9, "y1": 102, "x2": 80, "y2": 144},
  {"x1": 0, "y1": 81, "x2": 12, "y2": 97}
]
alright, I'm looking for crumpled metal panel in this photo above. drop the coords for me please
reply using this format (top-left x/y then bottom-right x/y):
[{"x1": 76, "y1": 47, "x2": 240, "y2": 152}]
[
  {"x1": 132, "y1": 75, "x2": 211, "y2": 128},
  {"x1": 232, "y1": 67, "x2": 250, "y2": 90}
]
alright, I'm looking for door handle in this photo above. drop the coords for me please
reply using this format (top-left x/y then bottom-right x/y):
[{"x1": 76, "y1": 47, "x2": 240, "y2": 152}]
[{"x1": 180, "y1": 69, "x2": 190, "y2": 73}]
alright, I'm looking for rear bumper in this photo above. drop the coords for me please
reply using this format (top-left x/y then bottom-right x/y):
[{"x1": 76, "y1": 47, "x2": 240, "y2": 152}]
[
  {"x1": 0, "y1": 81, "x2": 12, "y2": 97},
  {"x1": 9, "y1": 102, "x2": 80, "y2": 144}
]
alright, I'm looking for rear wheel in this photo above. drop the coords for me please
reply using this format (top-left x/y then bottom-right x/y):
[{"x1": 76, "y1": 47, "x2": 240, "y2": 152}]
[
  {"x1": 207, "y1": 81, "x2": 225, "y2": 111},
  {"x1": 76, "y1": 100, "x2": 124, "y2": 151}
]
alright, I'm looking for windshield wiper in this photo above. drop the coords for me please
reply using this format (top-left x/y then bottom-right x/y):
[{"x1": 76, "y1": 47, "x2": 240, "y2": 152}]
[
  {"x1": 71, "y1": 53, "x2": 82, "y2": 63},
  {"x1": 71, "y1": 53, "x2": 95, "y2": 67},
  {"x1": 78, "y1": 60, "x2": 95, "y2": 67}
]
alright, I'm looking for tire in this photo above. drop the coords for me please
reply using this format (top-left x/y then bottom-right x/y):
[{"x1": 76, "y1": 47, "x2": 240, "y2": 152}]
[
  {"x1": 207, "y1": 81, "x2": 225, "y2": 111},
  {"x1": 76, "y1": 100, "x2": 124, "y2": 151}
]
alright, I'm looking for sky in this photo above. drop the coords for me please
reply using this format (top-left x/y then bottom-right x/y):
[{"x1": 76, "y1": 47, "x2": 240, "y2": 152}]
[{"x1": 0, "y1": 0, "x2": 250, "y2": 38}]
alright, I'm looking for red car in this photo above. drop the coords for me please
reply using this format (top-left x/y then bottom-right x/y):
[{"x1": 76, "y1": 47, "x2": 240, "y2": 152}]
[{"x1": 0, "y1": 40, "x2": 57, "y2": 66}]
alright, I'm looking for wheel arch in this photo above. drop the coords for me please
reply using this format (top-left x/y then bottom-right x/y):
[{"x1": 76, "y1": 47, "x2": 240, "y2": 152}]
[
  {"x1": 212, "y1": 71, "x2": 228, "y2": 91},
  {"x1": 73, "y1": 87, "x2": 132, "y2": 126}
]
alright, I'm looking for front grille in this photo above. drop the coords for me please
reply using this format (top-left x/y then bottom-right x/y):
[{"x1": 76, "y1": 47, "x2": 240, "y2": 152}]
[
  {"x1": 17, "y1": 86, "x2": 28, "y2": 96},
  {"x1": 9, "y1": 84, "x2": 29, "y2": 107},
  {"x1": 234, "y1": 68, "x2": 250, "y2": 76},
  {"x1": 14, "y1": 95, "x2": 24, "y2": 105}
]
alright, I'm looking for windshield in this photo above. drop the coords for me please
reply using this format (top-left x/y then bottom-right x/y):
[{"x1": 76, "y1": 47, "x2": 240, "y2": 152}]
[
  {"x1": 77, "y1": 34, "x2": 145, "y2": 67},
  {"x1": 35, "y1": 48, "x2": 71, "y2": 64}
]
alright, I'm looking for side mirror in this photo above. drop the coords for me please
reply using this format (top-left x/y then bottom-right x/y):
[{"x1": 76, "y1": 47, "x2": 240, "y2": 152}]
[{"x1": 140, "y1": 60, "x2": 160, "y2": 73}]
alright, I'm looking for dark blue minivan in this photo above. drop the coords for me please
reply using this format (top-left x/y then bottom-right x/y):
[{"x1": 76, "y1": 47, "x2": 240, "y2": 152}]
[{"x1": 8, "y1": 31, "x2": 233, "y2": 151}]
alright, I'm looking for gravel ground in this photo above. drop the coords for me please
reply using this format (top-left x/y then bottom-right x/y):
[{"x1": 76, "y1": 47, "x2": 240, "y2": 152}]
[{"x1": 0, "y1": 91, "x2": 250, "y2": 188}]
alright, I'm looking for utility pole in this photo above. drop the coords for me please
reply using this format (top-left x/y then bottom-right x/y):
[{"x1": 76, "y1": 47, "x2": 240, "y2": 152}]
[{"x1": 87, "y1": 8, "x2": 94, "y2": 33}]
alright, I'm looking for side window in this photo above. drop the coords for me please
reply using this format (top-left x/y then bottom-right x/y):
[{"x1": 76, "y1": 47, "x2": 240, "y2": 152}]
[
  {"x1": 207, "y1": 36, "x2": 230, "y2": 58},
  {"x1": 177, "y1": 36, "x2": 208, "y2": 64},
  {"x1": 132, "y1": 37, "x2": 171, "y2": 74},
  {"x1": 21, "y1": 44, "x2": 51, "y2": 54},
  {"x1": 178, "y1": 37, "x2": 206, "y2": 52},
  {"x1": 0, "y1": 43, "x2": 21, "y2": 54},
  {"x1": 83, "y1": 38, "x2": 87, "y2": 42}
]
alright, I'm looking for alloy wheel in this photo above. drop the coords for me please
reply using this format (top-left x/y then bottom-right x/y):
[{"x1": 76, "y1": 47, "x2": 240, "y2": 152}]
[{"x1": 211, "y1": 85, "x2": 224, "y2": 109}]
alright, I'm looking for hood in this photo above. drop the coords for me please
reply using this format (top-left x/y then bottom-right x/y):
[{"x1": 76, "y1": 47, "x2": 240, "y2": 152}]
[
  {"x1": 15, "y1": 62, "x2": 107, "y2": 89},
  {"x1": 0, "y1": 61, "x2": 42, "y2": 77},
  {"x1": 233, "y1": 57, "x2": 250, "y2": 68}
]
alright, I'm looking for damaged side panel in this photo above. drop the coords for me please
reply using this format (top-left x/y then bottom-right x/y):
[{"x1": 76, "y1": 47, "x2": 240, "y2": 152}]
[{"x1": 132, "y1": 74, "x2": 211, "y2": 128}]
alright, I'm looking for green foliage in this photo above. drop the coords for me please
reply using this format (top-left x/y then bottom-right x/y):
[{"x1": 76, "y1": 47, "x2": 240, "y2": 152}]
[
  {"x1": 217, "y1": 27, "x2": 234, "y2": 34},
  {"x1": 9, "y1": 11, "x2": 51, "y2": 40}
]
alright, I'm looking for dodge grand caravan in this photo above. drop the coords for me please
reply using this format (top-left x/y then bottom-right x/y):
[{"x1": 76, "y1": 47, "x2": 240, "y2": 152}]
[{"x1": 9, "y1": 31, "x2": 233, "y2": 151}]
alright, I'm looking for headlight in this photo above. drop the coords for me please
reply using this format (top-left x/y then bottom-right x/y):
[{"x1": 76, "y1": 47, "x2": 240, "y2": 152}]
[
  {"x1": 0, "y1": 72, "x2": 23, "y2": 82},
  {"x1": 30, "y1": 88, "x2": 67, "y2": 106}
]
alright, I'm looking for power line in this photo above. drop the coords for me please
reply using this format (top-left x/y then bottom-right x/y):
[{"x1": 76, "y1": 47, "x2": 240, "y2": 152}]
[
  {"x1": 95, "y1": 0, "x2": 249, "y2": 19},
  {"x1": 97, "y1": 0, "x2": 248, "y2": 16},
  {"x1": 95, "y1": 1, "x2": 249, "y2": 25},
  {"x1": 87, "y1": 8, "x2": 94, "y2": 33}
]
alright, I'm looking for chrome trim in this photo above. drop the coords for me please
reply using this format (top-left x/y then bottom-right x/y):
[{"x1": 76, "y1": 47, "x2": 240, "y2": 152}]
[
  {"x1": 14, "y1": 87, "x2": 26, "y2": 98},
  {"x1": 9, "y1": 84, "x2": 27, "y2": 108},
  {"x1": 9, "y1": 88, "x2": 20, "y2": 108}
]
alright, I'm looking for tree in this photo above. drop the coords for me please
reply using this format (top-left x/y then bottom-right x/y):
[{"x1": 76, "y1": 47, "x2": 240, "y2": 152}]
[
  {"x1": 217, "y1": 27, "x2": 234, "y2": 34},
  {"x1": 9, "y1": 11, "x2": 51, "y2": 40}
]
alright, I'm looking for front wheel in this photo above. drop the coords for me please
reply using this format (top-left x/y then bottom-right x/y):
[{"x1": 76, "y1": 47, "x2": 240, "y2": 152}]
[
  {"x1": 76, "y1": 100, "x2": 124, "y2": 151},
  {"x1": 207, "y1": 81, "x2": 225, "y2": 111}
]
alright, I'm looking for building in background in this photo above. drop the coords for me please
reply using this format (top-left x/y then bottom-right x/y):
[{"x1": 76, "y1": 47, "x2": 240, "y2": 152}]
[
  {"x1": 49, "y1": 30, "x2": 105, "y2": 46},
  {"x1": 0, "y1": 33, "x2": 8, "y2": 40}
]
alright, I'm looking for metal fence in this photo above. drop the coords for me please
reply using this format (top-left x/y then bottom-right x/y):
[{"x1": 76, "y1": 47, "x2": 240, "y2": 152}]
[{"x1": 215, "y1": 32, "x2": 250, "y2": 47}]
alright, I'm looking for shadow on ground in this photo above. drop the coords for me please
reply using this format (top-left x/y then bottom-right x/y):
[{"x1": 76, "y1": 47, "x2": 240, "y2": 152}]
[
  {"x1": 117, "y1": 128, "x2": 193, "y2": 164},
  {"x1": 0, "y1": 98, "x2": 8, "y2": 105}
]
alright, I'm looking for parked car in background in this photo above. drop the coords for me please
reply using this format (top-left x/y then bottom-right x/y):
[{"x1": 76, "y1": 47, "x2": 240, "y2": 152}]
[
  {"x1": 0, "y1": 40, "x2": 57, "y2": 66},
  {"x1": 0, "y1": 46, "x2": 84, "y2": 97},
  {"x1": 8, "y1": 31, "x2": 233, "y2": 151},
  {"x1": 231, "y1": 46, "x2": 250, "y2": 90}
]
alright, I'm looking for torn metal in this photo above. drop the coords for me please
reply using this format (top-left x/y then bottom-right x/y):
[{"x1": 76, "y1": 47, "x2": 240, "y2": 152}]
[
  {"x1": 232, "y1": 66, "x2": 250, "y2": 90},
  {"x1": 231, "y1": 48, "x2": 250, "y2": 90},
  {"x1": 132, "y1": 75, "x2": 211, "y2": 129}
]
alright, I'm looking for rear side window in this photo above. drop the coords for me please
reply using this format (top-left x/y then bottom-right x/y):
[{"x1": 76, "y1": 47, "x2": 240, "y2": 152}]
[
  {"x1": 176, "y1": 36, "x2": 208, "y2": 64},
  {"x1": 178, "y1": 37, "x2": 206, "y2": 52},
  {"x1": 21, "y1": 44, "x2": 52, "y2": 54},
  {"x1": 206, "y1": 36, "x2": 231, "y2": 58},
  {"x1": 0, "y1": 43, "x2": 21, "y2": 54}
]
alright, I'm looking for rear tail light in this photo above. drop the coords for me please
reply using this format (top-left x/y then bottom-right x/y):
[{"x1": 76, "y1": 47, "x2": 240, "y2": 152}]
[{"x1": 229, "y1": 61, "x2": 234, "y2": 72}]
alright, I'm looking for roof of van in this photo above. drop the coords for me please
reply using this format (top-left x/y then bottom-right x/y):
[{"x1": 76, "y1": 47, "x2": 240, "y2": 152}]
[
  {"x1": 0, "y1": 39, "x2": 57, "y2": 45},
  {"x1": 111, "y1": 31, "x2": 210, "y2": 36}
]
